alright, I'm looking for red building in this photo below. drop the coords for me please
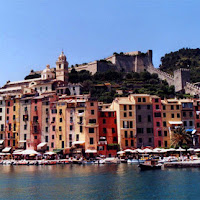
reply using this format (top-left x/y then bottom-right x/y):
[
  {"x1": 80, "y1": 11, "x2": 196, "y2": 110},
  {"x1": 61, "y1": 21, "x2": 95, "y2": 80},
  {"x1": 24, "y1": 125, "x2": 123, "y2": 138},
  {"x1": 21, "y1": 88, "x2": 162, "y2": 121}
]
[
  {"x1": 98, "y1": 110, "x2": 118, "y2": 157},
  {"x1": 30, "y1": 97, "x2": 42, "y2": 150},
  {"x1": 152, "y1": 96, "x2": 163, "y2": 148}
]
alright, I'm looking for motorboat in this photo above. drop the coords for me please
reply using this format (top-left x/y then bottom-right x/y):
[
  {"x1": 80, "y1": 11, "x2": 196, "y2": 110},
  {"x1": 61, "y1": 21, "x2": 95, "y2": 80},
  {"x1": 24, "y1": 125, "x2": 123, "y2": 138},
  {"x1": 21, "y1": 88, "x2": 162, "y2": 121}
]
[
  {"x1": 127, "y1": 159, "x2": 145, "y2": 164},
  {"x1": 139, "y1": 158, "x2": 162, "y2": 170}
]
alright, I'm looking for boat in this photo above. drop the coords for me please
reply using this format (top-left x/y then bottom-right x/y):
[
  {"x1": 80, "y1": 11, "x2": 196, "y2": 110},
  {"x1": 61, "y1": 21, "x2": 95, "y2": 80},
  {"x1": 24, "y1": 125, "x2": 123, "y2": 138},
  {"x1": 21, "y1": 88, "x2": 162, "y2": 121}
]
[
  {"x1": 127, "y1": 159, "x2": 145, "y2": 164},
  {"x1": 139, "y1": 158, "x2": 162, "y2": 170}
]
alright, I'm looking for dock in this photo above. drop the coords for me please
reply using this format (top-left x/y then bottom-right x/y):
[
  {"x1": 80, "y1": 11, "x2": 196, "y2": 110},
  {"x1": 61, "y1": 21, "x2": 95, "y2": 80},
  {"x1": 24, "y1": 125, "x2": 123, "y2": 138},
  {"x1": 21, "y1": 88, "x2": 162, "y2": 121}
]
[{"x1": 164, "y1": 160, "x2": 200, "y2": 168}]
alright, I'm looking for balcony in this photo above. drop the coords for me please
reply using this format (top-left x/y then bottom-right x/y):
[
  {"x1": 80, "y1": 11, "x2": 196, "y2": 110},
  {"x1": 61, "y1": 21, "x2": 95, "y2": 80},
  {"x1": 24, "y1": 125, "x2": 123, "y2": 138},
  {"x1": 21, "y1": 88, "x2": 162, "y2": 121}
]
[{"x1": 77, "y1": 122, "x2": 83, "y2": 125}]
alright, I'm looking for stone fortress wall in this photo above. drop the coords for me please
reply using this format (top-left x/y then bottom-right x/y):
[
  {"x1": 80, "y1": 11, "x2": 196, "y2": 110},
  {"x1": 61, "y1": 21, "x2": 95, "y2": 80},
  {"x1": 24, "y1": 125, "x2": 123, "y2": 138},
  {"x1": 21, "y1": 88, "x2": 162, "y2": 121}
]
[{"x1": 69, "y1": 49, "x2": 200, "y2": 96}]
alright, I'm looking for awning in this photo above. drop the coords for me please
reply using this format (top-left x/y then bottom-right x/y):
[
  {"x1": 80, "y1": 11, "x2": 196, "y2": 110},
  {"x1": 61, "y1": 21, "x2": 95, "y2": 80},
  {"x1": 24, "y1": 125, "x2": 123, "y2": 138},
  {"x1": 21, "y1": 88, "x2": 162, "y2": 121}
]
[
  {"x1": 19, "y1": 140, "x2": 26, "y2": 143},
  {"x1": 13, "y1": 150, "x2": 23, "y2": 155},
  {"x1": 2, "y1": 147, "x2": 12, "y2": 153},
  {"x1": 186, "y1": 129, "x2": 196, "y2": 134},
  {"x1": 169, "y1": 121, "x2": 183, "y2": 125},
  {"x1": 37, "y1": 142, "x2": 47, "y2": 148},
  {"x1": 85, "y1": 149, "x2": 97, "y2": 153},
  {"x1": 72, "y1": 141, "x2": 85, "y2": 145},
  {"x1": 53, "y1": 149, "x2": 63, "y2": 153},
  {"x1": 0, "y1": 140, "x2": 4, "y2": 145}
]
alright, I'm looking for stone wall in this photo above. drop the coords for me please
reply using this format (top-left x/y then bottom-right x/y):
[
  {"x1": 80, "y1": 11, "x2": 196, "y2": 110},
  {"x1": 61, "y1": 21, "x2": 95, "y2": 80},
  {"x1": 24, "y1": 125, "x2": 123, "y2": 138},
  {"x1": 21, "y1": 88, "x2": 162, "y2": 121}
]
[{"x1": 185, "y1": 82, "x2": 200, "y2": 96}]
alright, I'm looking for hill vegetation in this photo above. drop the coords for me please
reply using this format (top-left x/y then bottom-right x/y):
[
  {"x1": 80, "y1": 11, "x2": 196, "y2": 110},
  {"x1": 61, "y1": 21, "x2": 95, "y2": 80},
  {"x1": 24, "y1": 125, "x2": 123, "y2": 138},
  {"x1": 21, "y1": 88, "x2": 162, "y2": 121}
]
[
  {"x1": 159, "y1": 48, "x2": 200, "y2": 83},
  {"x1": 69, "y1": 68, "x2": 175, "y2": 103}
]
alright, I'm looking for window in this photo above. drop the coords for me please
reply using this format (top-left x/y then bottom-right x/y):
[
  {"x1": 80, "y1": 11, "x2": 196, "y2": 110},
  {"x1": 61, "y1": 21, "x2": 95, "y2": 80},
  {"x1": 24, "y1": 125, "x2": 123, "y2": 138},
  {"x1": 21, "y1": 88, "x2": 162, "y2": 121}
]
[
  {"x1": 176, "y1": 105, "x2": 179, "y2": 110},
  {"x1": 103, "y1": 119, "x2": 106, "y2": 124},
  {"x1": 7, "y1": 101, "x2": 10, "y2": 106},
  {"x1": 163, "y1": 105, "x2": 166, "y2": 110},
  {"x1": 138, "y1": 98, "x2": 141, "y2": 102},
  {"x1": 13, "y1": 106, "x2": 16, "y2": 111},
  {"x1": 158, "y1": 140, "x2": 161, "y2": 147},
  {"x1": 155, "y1": 99, "x2": 159, "y2": 103},
  {"x1": 91, "y1": 110, "x2": 94, "y2": 115},
  {"x1": 24, "y1": 124, "x2": 27, "y2": 130},
  {"x1": 13, "y1": 115, "x2": 16, "y2": 120},
  {"x1": 46, "y1": 87, "x2": 48, "y2": 91},
  {"x1": 59, "y1": 64, "x2": 61, "y2": 69},
  {"x1": 148, "y1": 115, "x2": 151, "y2": 122},
  {"x1": 52, "y1": 126, "x2": 55, "y2": 131},
  {"x1": 0, "y1": 125, "x2": 3, "y2": 131},
  {"x1": 177, "y1": 113, "x2": 180, "y2": 118},
  {"x1": 137, "y1": 128, "x2": 143, "y2": 134},
  {"x1": 183, "y1": 112, "x2": 186, "y2": 117},
  {"x1": 124, "y1": 105, "x2": 127, "y2": 110},
  {"x1": 164, "y1": 141, "x2": 168, "y2": 147},
  {"x1": 76, "y1": 134, "x2": 79, "y2": 141},
  {"x1": 60, "y1": 118, "x2": 62, "y2": 123},
  {"x1": 163, "y1": 121, "x2": 167, "y2": 127},
  {"x1": 149, "y1": 138, "x2": 152, "y2": 143},
  {"x1": 147, "y1": 105, "x2": 150, "y2": 109},
  {"x1": 45, "y1": 136, "x2": 48, "y2": 143},
  {"x1": 89, "y1": 128, "x2": 94, "y2": 133},
  {"x1": 156, "y1": 105, "x2": 160, "y2": 110},
  {"x1": 189, "y1": 121, "x2": 193, "y2": 126},
  {"x1": 129, "y1": 105, "x2": 132, "y2": 110},
  {"x1": 103, "y1": 128, "x2": 107, "y2": 133},
  {"x1": 59, "y1": 135, "x2": 62, "y2": 140},
  {"x1": 129, "y1": 112, "x2": 132, "y2": 117},
  {"x1": 138, "y1": 115, "x2": 142, "y2": 122},
  {"x1": 143, "y1": 98, "x2": 146, "y2": 102},
  {"x1": 0, "y1": 116, "x2": 2, "y2": 121},
  {"x1": 51, "y1": 142, "x2": 54, "y2": 148},
  {"x1": 184, "y1": 121, "x2": 187, "y2": 126},
  {"x1": 70, "y1": 125, "x2": 73, "y2": 131},
  {"x1": 59, "y1": 126, "x2": 62, "y2": 131},
  {"x1": 197, "y1": 123, "x2": 200, "y2": 128},
  {"x1": 125, "y1": 140, "x2": 128, "y2": 146},
  {"x1": 139, "y1": 138, "x2": 142, "y2": 143},
  {"x1": 34, "y1": 106, "x2": 37, "y2": 111},
  {"x1": 24, "y1": 134, "x2": 27, "y2": 140},
  {"x1": 52, "y1": 135, "x2": 55, "y2": 139},
  {"x1": 154, "y1": 113, "x2": 161, "y2": 117},
  {"x1": 90, "y1": 137, "x2": 94, "y2": 144},
  {"x1": 189, "y1": 112, "x2": 193, "y2": 117},
  {"x1": 59, "y1": 109, "x2": 62, "y2": 115},
  {"x1": 8, "y1": 140, "x2": 10, "y2": 146},
  {"x1": 0, "y1": 108, "x2": 2, "y2": 113},
  {"x1": 171, "y1": 113, "x2": 174, "y2": 118},
  {"x1": 62, "y1": 141, "x2": 64, "y2": 148},
  {"x1": 138, "y1": 105, "x2": 141, "y2": 110},
  {"x1": 158, "y1": 130, "x2": 162, "y2": 136},
  {"x1": 163, "y1": 113, "x2": 166, "y2": 118},
  {"x1": 112, "y1": 128, "x2": 115, "y2": 133},
  {"x1": 34, "y1": 136, "x2": 37, "y2": 140},
  {"x1": 45, "y1": 127, "x2": 48, "y2": 132},
  {"x1": 90, "y1": 102, "x2": 94, "y2": 106},
  {"x1": 124, "y1": 131, "x2": 128, "y2": 138},
  {"x1": 46, "y1": 118, "x2": 48, "y2": 123},
  {"x1": 9, "y1": 124, "x2": 11, "y2": 131},
  {"x1": 171, "y1": 105, "x2": 174, "y2": 110},
  {"x1": 124, "y1": 112, "x2": 127, "y2": 117},
  {"x1": 8, "y1": 133, "x2": 10, "y2": 138},
  {"x1": 164, "y1": 131, "x2": 167, "y2": 136},
  {"x1": 130, "y1": 131, "x2": 133, "y2": 138},
  {"x1": 7, "y1": 108, "x2": 9, "y2": 114},
  {"x1": 130, "y1": 121, "x2": 133, "y2": 128},
  {"x1": 80, "y1": 126, "x2": 83, "y2": 133},
  {"x1": 156, "y1": 122, "x2": 160, "y2": 127}
]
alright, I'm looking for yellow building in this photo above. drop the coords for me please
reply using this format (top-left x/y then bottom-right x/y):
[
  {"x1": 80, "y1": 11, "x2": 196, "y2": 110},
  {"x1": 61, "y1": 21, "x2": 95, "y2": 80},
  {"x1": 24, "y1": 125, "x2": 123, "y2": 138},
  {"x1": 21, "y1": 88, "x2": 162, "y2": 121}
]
[
  {"x1": 161, "y1": 99, "x2": 182, "y2": 148},
  {"x1": 111, "y1": 96, "x2": 136, "y2": 150}
]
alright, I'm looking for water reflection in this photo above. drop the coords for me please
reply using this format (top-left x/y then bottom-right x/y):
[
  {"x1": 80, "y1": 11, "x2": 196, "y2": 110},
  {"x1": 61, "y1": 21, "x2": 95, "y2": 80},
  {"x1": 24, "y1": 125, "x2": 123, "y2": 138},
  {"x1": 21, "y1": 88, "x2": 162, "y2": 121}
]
[{"x1": 0, "y1": 165, "x2": 200, "y2": 199}]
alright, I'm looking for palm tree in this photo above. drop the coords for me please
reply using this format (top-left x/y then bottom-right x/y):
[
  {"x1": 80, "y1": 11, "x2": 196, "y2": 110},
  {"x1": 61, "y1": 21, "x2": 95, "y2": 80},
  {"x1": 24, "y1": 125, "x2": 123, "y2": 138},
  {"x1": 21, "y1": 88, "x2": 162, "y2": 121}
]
[{"x1": 171, "y1": 126, "x2": 192, "y2": 149}]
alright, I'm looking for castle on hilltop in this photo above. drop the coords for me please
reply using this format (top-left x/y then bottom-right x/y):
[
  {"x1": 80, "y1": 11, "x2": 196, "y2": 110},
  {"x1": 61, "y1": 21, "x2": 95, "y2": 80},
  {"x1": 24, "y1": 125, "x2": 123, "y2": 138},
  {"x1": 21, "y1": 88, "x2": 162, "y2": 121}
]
[{"x1": 70, "y1": 50, "x2": 200, "y2": 96}]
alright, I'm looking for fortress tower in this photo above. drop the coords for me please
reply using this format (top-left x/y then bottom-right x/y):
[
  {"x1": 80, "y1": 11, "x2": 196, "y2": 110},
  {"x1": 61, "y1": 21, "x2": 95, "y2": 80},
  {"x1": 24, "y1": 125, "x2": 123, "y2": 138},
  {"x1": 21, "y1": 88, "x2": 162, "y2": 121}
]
[{"x1": 56, "y1": 51, "x2": 69, "y2": 83}]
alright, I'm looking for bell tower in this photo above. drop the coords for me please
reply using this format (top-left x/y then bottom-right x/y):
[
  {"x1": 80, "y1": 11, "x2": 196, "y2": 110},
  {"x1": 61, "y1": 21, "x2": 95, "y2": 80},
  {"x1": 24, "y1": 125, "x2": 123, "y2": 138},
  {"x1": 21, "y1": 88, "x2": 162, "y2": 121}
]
[{"x1": 56, "y1": 51, "x2": 68, "y2": 83}]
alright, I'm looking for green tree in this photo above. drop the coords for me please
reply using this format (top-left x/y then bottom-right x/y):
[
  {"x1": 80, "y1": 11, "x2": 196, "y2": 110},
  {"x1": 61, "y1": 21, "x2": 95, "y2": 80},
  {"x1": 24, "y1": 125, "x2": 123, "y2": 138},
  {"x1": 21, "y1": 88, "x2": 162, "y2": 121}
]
[{"x1": 171, "y1": 126, "x2": 192, "y2": 149}]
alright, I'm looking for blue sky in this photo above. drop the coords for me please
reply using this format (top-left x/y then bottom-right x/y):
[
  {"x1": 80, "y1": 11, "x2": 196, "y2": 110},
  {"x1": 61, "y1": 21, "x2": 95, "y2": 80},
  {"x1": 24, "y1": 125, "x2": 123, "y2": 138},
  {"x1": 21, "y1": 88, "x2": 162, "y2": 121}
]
[{"x1": 0, "y1": 0, "x2": 200, "y2": 86}]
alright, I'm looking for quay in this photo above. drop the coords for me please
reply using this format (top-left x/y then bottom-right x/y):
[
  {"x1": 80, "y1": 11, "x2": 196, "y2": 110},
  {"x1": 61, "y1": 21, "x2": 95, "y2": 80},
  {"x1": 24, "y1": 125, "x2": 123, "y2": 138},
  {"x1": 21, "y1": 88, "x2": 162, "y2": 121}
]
[{"x1": 164, "y1": 160, "x2": 200, "y2": 168}]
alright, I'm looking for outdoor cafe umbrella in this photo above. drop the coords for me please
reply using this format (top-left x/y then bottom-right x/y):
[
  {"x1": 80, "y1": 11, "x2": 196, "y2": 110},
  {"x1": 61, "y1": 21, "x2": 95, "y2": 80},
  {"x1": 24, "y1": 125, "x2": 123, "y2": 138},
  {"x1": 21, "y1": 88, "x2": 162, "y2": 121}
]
[
  {"x1": 135, "y1": 149, "x2": 144, "y2": 154},
  {"x1": 143, "y1": 148, "x2": 152, "y2": 153},
  {"x1": 152, "y1": 148, "x2": 166, "y2": 153},
  {"x1": 187, "y1": 148, "x2": 195, "y2": 151},
  {"x1": 124, "y1": 149, "x2": 134, "y2": 153},
  {"x1": 117, "y1": 151, "x2": 125, "y2": 154},
  {"x1": 194, "y1": 148, "x2": 200, "y2": 152},
  {"x1": 176, "y1": 147, "x2": 186, "y2": 152}
]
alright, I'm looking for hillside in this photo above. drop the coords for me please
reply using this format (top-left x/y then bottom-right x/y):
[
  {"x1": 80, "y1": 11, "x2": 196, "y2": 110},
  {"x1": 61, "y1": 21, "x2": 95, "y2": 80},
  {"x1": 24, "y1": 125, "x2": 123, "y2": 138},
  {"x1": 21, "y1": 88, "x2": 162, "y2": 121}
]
[
  {"x1": 159, "y1": 48, "x2": 200, "y2": 83},
  {"x1": 69, "y1": 68, "x2": 176, "y2": 103}
]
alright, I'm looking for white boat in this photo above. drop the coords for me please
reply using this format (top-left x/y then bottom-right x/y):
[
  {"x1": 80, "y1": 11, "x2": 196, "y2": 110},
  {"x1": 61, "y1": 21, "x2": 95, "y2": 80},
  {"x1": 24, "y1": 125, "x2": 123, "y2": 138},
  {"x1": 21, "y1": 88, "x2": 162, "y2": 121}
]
[{"x1": 127, "y1": 159, "x2": 145, "y2": 164}]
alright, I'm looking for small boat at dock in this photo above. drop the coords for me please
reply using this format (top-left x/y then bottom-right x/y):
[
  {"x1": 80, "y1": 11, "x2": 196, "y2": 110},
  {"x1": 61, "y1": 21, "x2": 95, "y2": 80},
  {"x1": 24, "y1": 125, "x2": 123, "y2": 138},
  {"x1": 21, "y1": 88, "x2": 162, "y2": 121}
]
[{"x1": 139, "y1": 158, "x2": 162, "y2": 170}]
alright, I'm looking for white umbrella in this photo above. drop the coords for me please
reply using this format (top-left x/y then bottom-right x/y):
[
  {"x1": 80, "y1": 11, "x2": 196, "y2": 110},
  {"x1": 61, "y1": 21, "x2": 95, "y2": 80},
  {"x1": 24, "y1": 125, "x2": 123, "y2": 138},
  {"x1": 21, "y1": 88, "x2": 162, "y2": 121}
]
[
  {"x1": 143, "y1": 148, "x2": 152, "y2": 153},
  {"x1": 117, "y1": 151, "x2": 125, "y2": 154},
  {"x1": 187, "y1": 148, "x2": 195, "y2": 151},
  {"x1": 194, "y1": 148, "x2": 200, "y2": 152},
  {"x1": 166, "y1": 148, "x2": 176, "y2": 151},
  {"x1": 124, "y1": 149, "x2": 134, "y2": 153},
  {"x1": 176, "y1": 147, "x2": 186, "y2": 152},
  {"x1": 44, "y1": 151, "x2": 56, "y2": 155},
  {"x1": 21, "y1": 149, "x2": 40, "y2": 155},
  {"x1": 135, "y1": 149, "x2": 144, "y2": 153},
  {"x1": 152, "y1": 148, "x2": 165, "y2": 153},
  {"x1": 12, "y1": 150, "x2": 23, "y2": 155}
]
